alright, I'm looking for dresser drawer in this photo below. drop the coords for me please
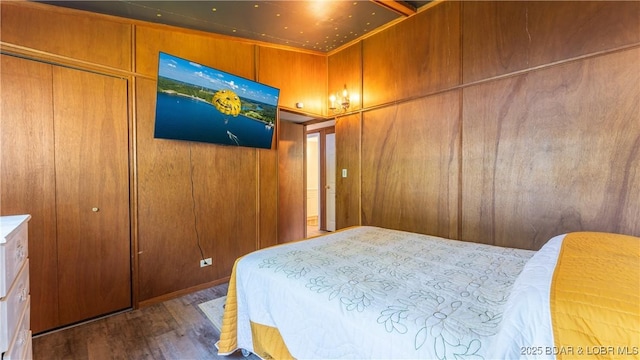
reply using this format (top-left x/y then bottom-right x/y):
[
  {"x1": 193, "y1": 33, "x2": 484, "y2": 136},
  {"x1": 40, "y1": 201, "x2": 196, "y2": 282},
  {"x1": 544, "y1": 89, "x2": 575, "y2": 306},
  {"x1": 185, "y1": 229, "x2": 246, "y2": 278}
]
[
  {"x1": 0, "y1": 215, "x2": 30, "y2": 298},
  {"x1": 0, "y1": 260, "x2": 29, "y2": 353},
  {"x1": 2, "y1": 298, "x2": 31, "y2": 360},
  {"x1": 21, "y1": 334, "x2": 33, "y2": 360}
]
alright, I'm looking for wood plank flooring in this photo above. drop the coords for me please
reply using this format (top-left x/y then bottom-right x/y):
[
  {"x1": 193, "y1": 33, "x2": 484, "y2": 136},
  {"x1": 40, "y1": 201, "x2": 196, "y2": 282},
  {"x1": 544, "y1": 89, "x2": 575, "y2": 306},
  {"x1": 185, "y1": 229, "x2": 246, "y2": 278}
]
[
  {"x1": 307, "y1": 225, "x2": 328, "y2": 238},
  {"x1": 32, "y1": 282, "x2": 258, "y2": 360}
]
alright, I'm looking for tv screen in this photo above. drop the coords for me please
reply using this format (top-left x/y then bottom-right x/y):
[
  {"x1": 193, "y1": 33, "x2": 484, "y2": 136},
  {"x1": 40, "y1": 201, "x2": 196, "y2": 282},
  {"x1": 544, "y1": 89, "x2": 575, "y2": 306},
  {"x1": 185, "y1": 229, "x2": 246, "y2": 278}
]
[{"x1": 154, "y1": 52, "x2": 280, "y2": 149}]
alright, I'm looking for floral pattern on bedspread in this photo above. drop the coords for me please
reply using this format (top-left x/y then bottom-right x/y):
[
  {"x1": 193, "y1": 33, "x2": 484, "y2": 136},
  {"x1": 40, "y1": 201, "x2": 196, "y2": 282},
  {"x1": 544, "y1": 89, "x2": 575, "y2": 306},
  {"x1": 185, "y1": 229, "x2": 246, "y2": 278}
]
[{"x1": 255, "y1": 227, "x2": 534, "y2": 359}]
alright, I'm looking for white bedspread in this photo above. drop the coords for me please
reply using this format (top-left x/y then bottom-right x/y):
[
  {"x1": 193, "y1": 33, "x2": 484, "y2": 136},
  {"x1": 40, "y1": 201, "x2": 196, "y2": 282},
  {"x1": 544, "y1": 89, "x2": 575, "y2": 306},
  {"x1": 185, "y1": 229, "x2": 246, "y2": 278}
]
[{"x1": 233, "y1": 226, "x2": 537, "y2": 359}]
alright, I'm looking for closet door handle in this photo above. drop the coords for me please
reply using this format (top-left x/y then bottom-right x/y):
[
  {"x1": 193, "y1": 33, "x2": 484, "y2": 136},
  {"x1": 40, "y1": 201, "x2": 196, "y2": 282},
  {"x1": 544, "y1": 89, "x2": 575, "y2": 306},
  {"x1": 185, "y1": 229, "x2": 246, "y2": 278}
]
[{"x1": 92, "y1": 207, "x2": 100, "y2": 212}]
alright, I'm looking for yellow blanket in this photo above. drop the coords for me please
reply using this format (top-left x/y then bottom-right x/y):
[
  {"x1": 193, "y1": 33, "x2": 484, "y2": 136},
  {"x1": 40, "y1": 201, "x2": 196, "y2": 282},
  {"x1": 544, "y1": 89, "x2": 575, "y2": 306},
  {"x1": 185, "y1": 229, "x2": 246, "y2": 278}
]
[
  {"x1": 217, "y1": 258, "x2": 240, "y2": 354},
  {"x1": 551, "y1": 232, "x2": 640, "y2": 359}
]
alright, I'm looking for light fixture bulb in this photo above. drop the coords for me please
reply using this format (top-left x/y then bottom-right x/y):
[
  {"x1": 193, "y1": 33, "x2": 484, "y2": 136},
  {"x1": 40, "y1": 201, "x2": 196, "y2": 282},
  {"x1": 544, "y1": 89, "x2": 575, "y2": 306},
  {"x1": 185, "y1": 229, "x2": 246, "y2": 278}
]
[{"x1": 329, "y1": 85, "x2": 350, "y2": 114}]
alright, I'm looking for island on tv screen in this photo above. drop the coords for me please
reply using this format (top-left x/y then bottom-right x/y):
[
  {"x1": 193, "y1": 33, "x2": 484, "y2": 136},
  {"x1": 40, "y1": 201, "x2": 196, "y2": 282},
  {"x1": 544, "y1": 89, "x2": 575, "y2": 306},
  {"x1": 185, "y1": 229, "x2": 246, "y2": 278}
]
[{"x1": 153, "y1": 52, "x2": 280, "y2": 149}]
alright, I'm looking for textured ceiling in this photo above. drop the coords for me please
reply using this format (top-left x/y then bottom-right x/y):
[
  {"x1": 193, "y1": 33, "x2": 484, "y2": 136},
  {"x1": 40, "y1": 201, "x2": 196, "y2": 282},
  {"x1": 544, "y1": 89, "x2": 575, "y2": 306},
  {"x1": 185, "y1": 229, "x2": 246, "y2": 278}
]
[{"x1": 38, "y1": 1, "x2": 431, "y2": 53}]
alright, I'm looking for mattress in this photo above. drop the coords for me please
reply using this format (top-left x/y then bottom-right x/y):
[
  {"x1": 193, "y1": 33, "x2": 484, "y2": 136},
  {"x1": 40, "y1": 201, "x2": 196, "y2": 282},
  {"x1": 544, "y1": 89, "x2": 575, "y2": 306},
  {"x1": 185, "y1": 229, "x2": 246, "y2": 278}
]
[
  {"x1": 217, "y1": 227, "x2": 639, "y2": 359},
  {"x1": 217, "y1": 226, "x2": 536, "y2": 359}
]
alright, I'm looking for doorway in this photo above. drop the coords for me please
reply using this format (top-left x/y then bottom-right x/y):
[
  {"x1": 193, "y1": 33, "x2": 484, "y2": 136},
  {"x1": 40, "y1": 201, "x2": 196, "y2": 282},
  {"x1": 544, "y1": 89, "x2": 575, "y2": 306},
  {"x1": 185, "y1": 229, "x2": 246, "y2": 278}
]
[{"x1": 306, "y1": 125, "x2": 336, "y2": 237}]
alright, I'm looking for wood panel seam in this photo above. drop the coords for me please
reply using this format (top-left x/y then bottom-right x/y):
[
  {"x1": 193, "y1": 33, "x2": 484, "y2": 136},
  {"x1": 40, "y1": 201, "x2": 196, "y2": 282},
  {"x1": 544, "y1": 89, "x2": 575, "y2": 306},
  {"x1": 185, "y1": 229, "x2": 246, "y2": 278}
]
[{"x1": 354, "y1": 42, "x2": 640, "y2": 119}]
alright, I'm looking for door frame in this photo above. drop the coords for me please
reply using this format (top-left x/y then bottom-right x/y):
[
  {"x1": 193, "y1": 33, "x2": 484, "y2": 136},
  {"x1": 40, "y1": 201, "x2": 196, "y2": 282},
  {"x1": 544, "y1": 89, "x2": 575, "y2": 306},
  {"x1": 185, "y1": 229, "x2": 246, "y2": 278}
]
[{"x1": 305, "y1": 126, "x2": 335, "y2": 232}]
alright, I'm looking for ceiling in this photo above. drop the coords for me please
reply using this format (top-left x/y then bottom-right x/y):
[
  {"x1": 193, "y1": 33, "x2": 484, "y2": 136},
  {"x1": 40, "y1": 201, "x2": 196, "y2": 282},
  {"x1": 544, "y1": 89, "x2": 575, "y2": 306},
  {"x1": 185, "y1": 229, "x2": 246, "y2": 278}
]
[{"x1": 38, "y1": 1, "x2": 432, "y2": 53}]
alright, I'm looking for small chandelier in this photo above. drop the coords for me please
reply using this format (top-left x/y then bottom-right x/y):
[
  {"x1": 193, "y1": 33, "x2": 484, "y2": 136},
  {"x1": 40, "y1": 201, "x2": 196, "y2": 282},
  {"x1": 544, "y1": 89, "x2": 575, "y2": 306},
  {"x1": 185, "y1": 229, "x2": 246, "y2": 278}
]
[{"x1": 329, "y1": 84, "x2": 350, "y2": 114}]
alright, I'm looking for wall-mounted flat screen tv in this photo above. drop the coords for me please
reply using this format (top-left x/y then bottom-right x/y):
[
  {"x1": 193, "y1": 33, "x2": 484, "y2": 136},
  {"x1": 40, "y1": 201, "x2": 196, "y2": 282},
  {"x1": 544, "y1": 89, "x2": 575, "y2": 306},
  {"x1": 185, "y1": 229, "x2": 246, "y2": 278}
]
[{"x1": 154, "y1": 52, "x2": 280, "y2": 149}]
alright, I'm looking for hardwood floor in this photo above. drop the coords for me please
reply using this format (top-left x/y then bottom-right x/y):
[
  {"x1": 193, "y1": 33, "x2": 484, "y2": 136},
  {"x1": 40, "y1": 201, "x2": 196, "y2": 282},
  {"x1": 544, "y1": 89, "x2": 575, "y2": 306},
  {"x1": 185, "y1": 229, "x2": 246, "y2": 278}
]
[
  {"x1": 306, "y1": 225, "x2": 328, "y2": 238},
  {"x1": 32, "y1": 282, "x2": 256, "y2": 360}
]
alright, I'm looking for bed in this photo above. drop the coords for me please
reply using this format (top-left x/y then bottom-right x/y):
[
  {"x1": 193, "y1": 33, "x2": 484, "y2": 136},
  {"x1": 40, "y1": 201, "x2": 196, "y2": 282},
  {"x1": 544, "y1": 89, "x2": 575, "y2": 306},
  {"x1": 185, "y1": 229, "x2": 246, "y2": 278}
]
[{"x1": 216, "y1": 226, "x2": 639, "y2": 359}]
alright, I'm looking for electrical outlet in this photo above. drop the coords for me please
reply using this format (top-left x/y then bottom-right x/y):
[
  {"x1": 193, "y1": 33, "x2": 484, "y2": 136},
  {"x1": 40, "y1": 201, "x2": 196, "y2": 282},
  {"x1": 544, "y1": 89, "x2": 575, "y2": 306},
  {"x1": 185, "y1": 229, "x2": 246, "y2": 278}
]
[{"x1": 200, "y1": 258, "x2": 213, "y2": 267}]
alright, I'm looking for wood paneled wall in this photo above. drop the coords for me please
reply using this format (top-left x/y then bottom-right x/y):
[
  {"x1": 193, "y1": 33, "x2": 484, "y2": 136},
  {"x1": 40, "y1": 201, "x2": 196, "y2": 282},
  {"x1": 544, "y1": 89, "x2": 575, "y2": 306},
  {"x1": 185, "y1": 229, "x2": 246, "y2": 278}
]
[
  {"x1": 258, "y1": 47, "x2": 327, "y2": 116},
  {"x1": 329, "y1": 43, "x2": 363, "y2": 112},
  {"x1": 136, "y1": 77, "x2": 260, "y2": 301},
  {"x1": 135, "y1": 26, "x2": 256, "y2": 79},
  {"x1": 335, "y1": 114, "x2": 361, "y2": 230},
  {"x1": 462, "y1": 48, "x2": 640, "y2": 250},
  {"x1": 462, "y1": 1, "x2": 640, "y2": 83},
  {"x1": 278, "y1": 121, "x2": 306, "y2": 243},
  {"x1": 258, "y1": 148, "x2": 280, "y2": 250},
  {"x1": 133, "y1": 26, "x2": 263, "y2": 302},
  {"x1": 362, "y1": 1, "x2": 461, "y2": 108},
  {"x1": 332, "y1": 0, "x2": 640, "y2": 249},
  {"x1": 0, "y1": 1, "x2": 325, "y2": 309},
  {"x1": 0, "y1": 3, "x2": 132, "y2": 71},
  {"x1": 361, "y1": 92, "x2": 460, "y2": 238}
]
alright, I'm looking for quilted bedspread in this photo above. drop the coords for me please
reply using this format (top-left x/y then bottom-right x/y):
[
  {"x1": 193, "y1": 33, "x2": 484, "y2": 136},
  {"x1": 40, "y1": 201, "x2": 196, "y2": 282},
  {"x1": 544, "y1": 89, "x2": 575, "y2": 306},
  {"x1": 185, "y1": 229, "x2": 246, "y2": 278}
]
[
  {"x1": 551, "y1": 232, "x2": 639, "y2": 359},
  {"x1": 218, "y1": 226, "x2": 535, "y2": 359}
]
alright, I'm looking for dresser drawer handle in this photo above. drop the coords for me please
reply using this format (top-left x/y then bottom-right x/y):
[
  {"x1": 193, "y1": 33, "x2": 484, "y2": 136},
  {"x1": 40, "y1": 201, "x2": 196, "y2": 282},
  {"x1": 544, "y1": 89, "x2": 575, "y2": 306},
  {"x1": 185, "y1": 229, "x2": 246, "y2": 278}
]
[
  {"x1": 19, "y1": 287, "x2": 28, "y2": 302},
  {"x1": 17, "y1": 329, "x2": 27, "y2": 346},
  {"x1": 15, "y1": 247, "x2": 26, "y2": 262}
]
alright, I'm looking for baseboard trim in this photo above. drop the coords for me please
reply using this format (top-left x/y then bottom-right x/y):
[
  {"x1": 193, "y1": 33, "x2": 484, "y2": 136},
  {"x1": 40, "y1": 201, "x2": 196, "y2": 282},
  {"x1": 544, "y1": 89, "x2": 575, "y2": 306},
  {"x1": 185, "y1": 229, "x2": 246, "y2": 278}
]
[{"x1": 137, "y1": 276, "x2": 230, "y2": 308}]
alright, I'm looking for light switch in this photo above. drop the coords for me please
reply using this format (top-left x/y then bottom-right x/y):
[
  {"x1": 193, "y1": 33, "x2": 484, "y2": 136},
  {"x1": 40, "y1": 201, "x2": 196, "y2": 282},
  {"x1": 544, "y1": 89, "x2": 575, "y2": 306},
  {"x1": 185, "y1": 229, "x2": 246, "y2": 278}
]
[{"x1": 342, "y1": 169, "x2": 348, "y2": 178}]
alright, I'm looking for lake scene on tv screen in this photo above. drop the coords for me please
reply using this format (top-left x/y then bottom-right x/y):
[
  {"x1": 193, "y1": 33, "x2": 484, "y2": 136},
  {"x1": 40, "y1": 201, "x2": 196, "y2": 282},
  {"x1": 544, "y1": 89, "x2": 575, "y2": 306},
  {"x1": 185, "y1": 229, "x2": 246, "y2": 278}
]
[{"x1": 154, "y1": 52, "x2": 280, "y2": 149}]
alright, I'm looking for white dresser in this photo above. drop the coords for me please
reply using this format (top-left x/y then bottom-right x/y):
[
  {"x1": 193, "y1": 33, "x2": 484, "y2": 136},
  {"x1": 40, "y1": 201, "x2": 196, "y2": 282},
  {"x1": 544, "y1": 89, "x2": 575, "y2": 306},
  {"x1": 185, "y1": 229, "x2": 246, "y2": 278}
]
[{"x1": 0, "y1": 215, "x2": 32, "y2": 360}]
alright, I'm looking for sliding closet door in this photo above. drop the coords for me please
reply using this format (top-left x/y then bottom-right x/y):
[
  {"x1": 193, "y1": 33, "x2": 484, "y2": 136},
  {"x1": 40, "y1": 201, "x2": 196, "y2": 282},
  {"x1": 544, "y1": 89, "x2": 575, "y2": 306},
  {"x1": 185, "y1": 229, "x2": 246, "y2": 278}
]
[
  {"x1": 53, "y1": 66, "x2": 131, "y2": 325},
  {"x1": 0, "y1": 55, "x2": 60, "y2": 333}
]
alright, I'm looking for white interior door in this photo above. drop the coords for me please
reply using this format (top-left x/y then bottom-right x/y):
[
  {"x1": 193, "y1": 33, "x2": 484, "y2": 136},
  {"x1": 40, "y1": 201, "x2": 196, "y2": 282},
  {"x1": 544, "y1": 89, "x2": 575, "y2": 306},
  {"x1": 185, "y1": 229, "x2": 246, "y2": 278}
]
[{"x1": 325, "y1": 133, "x2": 336, "y2": 231}]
